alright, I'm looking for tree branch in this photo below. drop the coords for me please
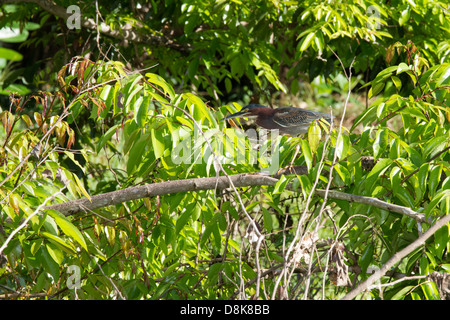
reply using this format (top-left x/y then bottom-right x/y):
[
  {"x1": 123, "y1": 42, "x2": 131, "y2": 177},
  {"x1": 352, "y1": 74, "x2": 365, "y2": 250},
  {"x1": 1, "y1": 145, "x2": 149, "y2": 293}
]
[
  {"x1": 43, "y1": 173, "x2": 429, "y2": 224},
  {"x1": 45, "y1": 173, "x2": 276, "y2": 215}
]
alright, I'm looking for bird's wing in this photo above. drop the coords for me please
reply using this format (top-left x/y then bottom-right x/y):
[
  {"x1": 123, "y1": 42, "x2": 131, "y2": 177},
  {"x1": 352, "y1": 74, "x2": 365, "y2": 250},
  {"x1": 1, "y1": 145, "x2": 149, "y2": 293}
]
[{"x1": 273, "y1": 107, "x2": 329, "y2": 128}]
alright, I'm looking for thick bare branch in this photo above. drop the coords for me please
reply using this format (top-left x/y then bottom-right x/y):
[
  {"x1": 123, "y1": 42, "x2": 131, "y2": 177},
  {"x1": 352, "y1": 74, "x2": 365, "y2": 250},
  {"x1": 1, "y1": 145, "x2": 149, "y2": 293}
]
[
  {"x1": 43, "y1": 173, "x2": 429, "y2": 224},
  {"x1": 44, "y1": 173, "x2": 277, "y2": 216}
]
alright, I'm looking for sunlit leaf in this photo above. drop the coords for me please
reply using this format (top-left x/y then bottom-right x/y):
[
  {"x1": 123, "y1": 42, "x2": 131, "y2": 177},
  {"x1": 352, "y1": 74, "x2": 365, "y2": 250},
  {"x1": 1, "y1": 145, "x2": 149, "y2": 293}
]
[
  {"x1": 41, "y1": 231, "x2": 77, "y2": 255},
  {"x1": 151, "y1": 128, "x2": 166, "y2": 159},
  {"x1": 299, "y1": 32, "x2": 316, "y2": 52},
  {"x1": 308, "y1": 121, "x2": 321, "y2": 154},
  {"x1": 47, "y1": 210, "x2": 88, "y2": 251}
]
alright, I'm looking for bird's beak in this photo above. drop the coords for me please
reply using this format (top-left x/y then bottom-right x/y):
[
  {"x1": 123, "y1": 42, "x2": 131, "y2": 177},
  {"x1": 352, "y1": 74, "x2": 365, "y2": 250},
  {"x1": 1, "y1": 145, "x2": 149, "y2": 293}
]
[{"x1": 222, "y1": 110, "x2": 250, "y2": 121}]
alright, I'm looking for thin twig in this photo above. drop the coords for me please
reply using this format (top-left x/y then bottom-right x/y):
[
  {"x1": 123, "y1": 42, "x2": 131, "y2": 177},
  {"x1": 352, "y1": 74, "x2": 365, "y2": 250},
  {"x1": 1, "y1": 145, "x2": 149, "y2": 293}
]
[
  {"x1": 0, "y1": 187, "x2": 65, "y2": 255},
  {"x1": 368, "y1": 274, "x2": 427, "y2": 290}
]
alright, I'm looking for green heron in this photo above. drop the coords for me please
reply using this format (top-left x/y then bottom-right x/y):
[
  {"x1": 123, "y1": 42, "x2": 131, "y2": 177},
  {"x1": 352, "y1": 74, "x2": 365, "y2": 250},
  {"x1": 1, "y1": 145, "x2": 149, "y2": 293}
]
[{"x1": 222, "y1": 104, "x2": 333, "y2": 135}]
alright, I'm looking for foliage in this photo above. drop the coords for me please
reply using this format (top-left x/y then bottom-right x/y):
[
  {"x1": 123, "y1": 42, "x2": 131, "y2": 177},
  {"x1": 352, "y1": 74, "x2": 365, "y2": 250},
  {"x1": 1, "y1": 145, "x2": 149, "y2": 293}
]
[
  {"x1": 345, "y1": 43, "x2": 450, "y2": 299},
  {"x1": 1, "y1": 41, "x2": 449, "y2": 299},
  {"x1": 0, "y1": 4, "x2": 40, "y2": 95},
  {"x1": 0, "y1": 0, "x2": 449, "y2": 105},
  {"x1": 0, "y1": 0, "x2": 450, "y2": 300}
]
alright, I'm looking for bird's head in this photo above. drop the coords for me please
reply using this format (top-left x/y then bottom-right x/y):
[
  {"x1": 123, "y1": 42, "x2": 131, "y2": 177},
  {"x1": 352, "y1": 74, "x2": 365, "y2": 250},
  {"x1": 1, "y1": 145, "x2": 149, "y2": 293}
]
[{"x1": 222, "y1": 104, "x2": 271, "y2": 121}]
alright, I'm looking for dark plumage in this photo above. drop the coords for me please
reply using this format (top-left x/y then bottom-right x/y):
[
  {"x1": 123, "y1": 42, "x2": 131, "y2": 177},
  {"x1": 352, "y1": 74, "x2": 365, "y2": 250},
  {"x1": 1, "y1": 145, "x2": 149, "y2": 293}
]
[{"x1": 223, "y1": 104, "x2": 333, "y2": 135}]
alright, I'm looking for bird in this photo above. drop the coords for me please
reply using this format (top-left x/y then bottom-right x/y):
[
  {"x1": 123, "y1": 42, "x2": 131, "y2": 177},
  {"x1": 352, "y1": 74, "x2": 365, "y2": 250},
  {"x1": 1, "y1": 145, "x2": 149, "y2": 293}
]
[
  {"x1": 222, "y1": 104, "x2": 333, "y2": 136},
  {"x1": 223, "y1": 104, "x2": 334, "y2": 172}
]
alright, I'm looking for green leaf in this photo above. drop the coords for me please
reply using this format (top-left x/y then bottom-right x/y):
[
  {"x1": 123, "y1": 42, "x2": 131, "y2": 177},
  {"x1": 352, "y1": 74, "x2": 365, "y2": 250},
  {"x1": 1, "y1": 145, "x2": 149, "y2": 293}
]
[
  {"x1": 417, "y1": 163, "x2": 429, "y2": 194},
  {"x1": 429, "y1": 164, "x2": 443, "y2": 198},
  {"x1": 399, "y1": 9, "x2": 410, "y2": 26},
  {"x1": 434, "y1": 64, "x2": 450, "y2": 86},
  {"x1": 373, "y1": 128, "x2": 388, "y2": 158},
  {"x1": 162, "y1": 261, "x2": 180, "y2": 279},
  {"x1": 262, "y1": 207, "x2": 273, "y2": 232},
  {"x1": 435, "y1": 225, "x2": 449, "y2": 259},
  {"x1": 176, "y1": 203, "x2": 196, "y2": 234},
  {"x1": 426, "y1": 189, "x2": 450, "y2": 218},
  {"x1": 297, "y1": 174, "x2": 312, "y2": 199},
  {"x1": 0, "y1": 26, "x2": 29, "y2": 43},
  {"x1": 207, "y1": 262, "x2": 223, "y2": 285},
  {"x1": 308, "y1": 121, "x2": 321, "y2": 154},
  {"x1": 65, "y1": 174, "x2": 79, "y2": 199},
  {"x1": 376, "y1": 65, "x2": 398, "y2": 78},
  {"x1": 99, "y1": 84, "x2": 112, "y2": 103},
  {"x1": 369, "y1": 81, "x2": 385, "y2": 98},
  {"x1": 376, "y1": 102, "x2": 386, "y2": 118},
  {"x1": 425, "y1": 251, "x2": 437, "y2": 268},
  {"x1": 421, "y1": 282, "x2": 440, "y2": 300},
  {"x1": 359, "y1": 243, "x2": 374, "y2": 274},
  {"x1": 43, "y1": 215, "x2": 59, "y2": 235},
  {"x1": 300, "y1": 139, "x2": 313, "y2": 171},
  {"x1": 0, "y1": 83, "x2": 30, "y2": 95},
  {"x1": 31, "y1": 239, "x2": 43, "y2": 256},
  {"x1": 127, "y1": 133, "x2": 148, "y2": 174},
  {"x1": 273, "y1": 175, "x2": 289, "y2": 194},
  {"x1": 20, "y1": 181, "x2": 36, "y2": 196},
  {"x1": 389, "y1": 166, "x2": 402, "y2": 195},
  {"x1": 335, "y1": 134, "x2": 349, "y2": 160},
  {"x1": 224, "y1": 77, "x2": 232, "y2": 93},
  {"x1": 423, "y1": 134, "x2": 448, "y2": 161},
  {"x1": 299, "y1": 32, "x2": 316, "y2": 52},
  {"x1": 165, "y1": 226, "x2": 174, "y2": 245},
  {"x1": 391, "y1": 286, "x2": 414, "y2": 300},
  {"x1": 63, "y1": 150, "x2": 86, "y2": 174},
  {"x1": 41, "y1": 246, "x2": 60, "y2": 280},
  {"x1": 396, "y1": 62, "x2": 411, "y2": 75},
  {"x1": 96, "y1": 124, "x2": 119, "y2": 152},
  {"x1": 314, "y1": 30, "x2": 325, "y2": 55},
  {"x1": 146, "y1": 73, "x2": 175, "y2": 99},
  {"x1": 389, "y1": 137, "x2": 401, "y2": 159},
  {"x1": 391, "y1": 76, "x2": 402, "y2": 90},
  {"x1": 0, "y1": 47, "x2": 23, "y2": 61},
  {"x1": 394, "y1": 186, "x2": 414, "y2": 208},
  {"x1": 351, "y1": 104, "x2": 378, "y2": 130},
  {"x1": 125, "y1": 85, "x2": 143, "y2": 113},
  {"x1": 440, "y1": 264, "x2": 450, "y2": 272},
  {"x1": 184, "y1": 92, "x2": 214, "y2": 124},
  {"x1": 151, "y1": 128, "x2": 166, "y2": 159},
  {"x1": 365, "y1": 158, "x2": 393, "y2": 194},
  {"x1": 406, "y1": 248, "x2": 423, "y2": 274},
  {"x1": 47, "y1": 210, "x2": 88, "y2": 251},
  {"x1": 334, "y1": 163, "x2": 351, "y2": 186},
  {"x1": 200, "y1": 214, "x2": 220, "y2": 248},
  {"x1": 152, "y1": 282, "x2": 170, "y2": 300},
  {"x1": 132, "y1": 95, "x2": 144, "y2": 125},
  {"x1": 41, "y1": 232, "x2": 77, "y2": 255},
  {"x1": 212, "y1": 223, "x2": 222, "y2": 250},
  {"x1": 73, "y1": 174, "x2": 91, "y2": 201},
  {"x1": 46, "y1": 242, "x2": 64, "y2": 265},
  {"x1": 187, "y1": 57, "x2": 199, "y2": 80}
]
